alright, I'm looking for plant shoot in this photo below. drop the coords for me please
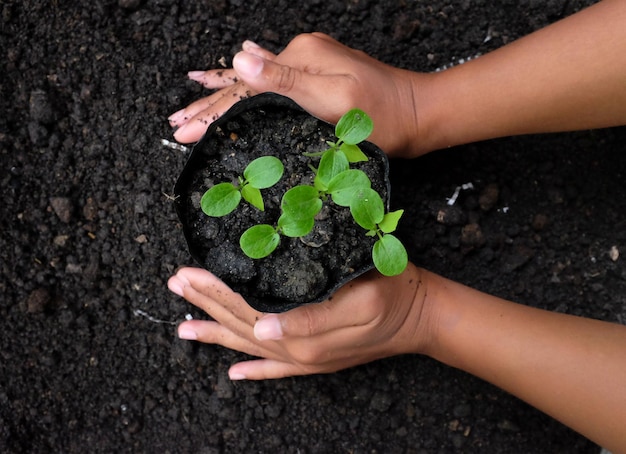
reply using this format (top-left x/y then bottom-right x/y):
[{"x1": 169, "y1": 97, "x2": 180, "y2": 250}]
[{"x1": 201, "y1": 155, "x2": 283, "y2": 216}]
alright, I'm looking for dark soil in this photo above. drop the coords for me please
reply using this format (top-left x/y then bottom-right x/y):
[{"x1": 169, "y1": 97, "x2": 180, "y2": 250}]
[
  {"x1": 1, "y1": 0, "x2": 623, "y2": 452},
  {"x1": 175, "y1": 94, "x2": 389, "y2": 312}
]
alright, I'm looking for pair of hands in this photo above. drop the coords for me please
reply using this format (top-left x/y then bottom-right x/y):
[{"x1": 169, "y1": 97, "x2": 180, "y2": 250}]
[{"x1": 167, "y1": 33, "x2": 432, "y2": 380}]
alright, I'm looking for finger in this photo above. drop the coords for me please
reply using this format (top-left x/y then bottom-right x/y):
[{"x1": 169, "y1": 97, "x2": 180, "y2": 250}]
[
  {"x1": 187, "y1": 68, "x2": 240, "y2": 89},
  {"x1": 241, "y1": 40, "x2": 277, "y2": 61},
  {"x1": 168, "y1": 40, "x2": 276, "y2": 130},
  {"x1": 170, "y1": 267, "x2": 261, "y2": 333},
  {"x1": 177, "y1": 319, "x2": 279, "y2": 360},
  {"x1": 168, "y1": 82, "x2": 246, "y2": 127},
  {"x1": 186, "y1": 40, "x2": 278, "y2": 91},
  {"x1": 172, "y1": 84, "x2": 254, "y2": 143},
  {"x1": 228, "y1": 358, "x2": 318, "y2": 381}
]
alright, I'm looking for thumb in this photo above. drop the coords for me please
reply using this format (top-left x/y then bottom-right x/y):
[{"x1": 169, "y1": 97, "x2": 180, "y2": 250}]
[
  {"x1": 233, "y1": 51, "x2": 302, "y2": 97},
  {"x1": 253, "y1": 296, "x2": 359, "y2": 341}
]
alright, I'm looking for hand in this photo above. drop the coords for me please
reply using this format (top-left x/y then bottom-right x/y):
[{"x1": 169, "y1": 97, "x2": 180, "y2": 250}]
[
  {"x1": 167, "y1": 263, "x2": 430, "y2": 380},
  {"x1": 168, "y1": 33, "x2": 429, "y2": 158}
]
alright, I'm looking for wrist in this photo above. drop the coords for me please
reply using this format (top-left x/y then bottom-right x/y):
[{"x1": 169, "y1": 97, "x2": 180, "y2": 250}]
[
  {"x1": 415, "y1": 268, "x2": 442, "y2": 357},
  {"x1": 400, "y1": 70, "x2": 450, "y2": 157},
  {"x1": 390, "y1": 265, "x2": 439, "y2": 356}
]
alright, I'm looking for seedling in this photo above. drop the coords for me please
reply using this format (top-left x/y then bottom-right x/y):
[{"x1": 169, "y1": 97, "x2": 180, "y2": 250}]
[
  {"x1": 239, "y1": 185, "x2": 321, "y2": 258},
  {"x1": 350, "y1": 188, "x2": 408, "y2": 277},
  {"x1": 305, "y1": 108, "x2": 373, "y2": 164},
  {"x1": 200, "y1": 155, "x2": 284, "y2": 216}
]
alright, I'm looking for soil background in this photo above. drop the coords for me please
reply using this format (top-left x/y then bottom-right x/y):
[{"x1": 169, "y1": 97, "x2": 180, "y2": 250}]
[{"x1": 1, "y1": 0, "x2": 624, "y2": 452}]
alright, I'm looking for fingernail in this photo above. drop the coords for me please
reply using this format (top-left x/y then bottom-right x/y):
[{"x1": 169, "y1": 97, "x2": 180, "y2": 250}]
[
  {"x1": 168, "y1": 278, "x2": 184, "y2": 297},
  {"x1": 254, "y1": 314, "x2": 283, "y2": 340},
  {"x1": 229, "y1": 371, "x2": 247, "y2": 381},
  {"x1": 242, "y1": 40, "x2": 261, "y2": 50},
  {"x1": 178, "y1": 326, "x2": 197, "y2": 340},
  {"x1": 187, "y1": 71, "x2": 205, "y2": 83},
  {"x1": 173, "y1": 122, "x2": 188, "y2": 138},
  {"x1": 233, "y1": 52, "x2": 264, "y2": 79},
  {"x1": 168, "y1": 108, "x2": 186, "y2": 123}
]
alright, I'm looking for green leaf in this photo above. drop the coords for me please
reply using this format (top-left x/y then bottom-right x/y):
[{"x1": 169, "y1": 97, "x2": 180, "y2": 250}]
[
  {"x1": 281, "y1": 185, "x2": 322, "y2": 220},
  {"x1": 243, "y1": 156, "x2": 284, "y2": 189},
  {"x1": 335, "y1": 108, "x2": 374, "y2": 145},
  {"x1": 350, "y1": 188, "x2": 384, "y2": 230},
  {"x1": 328, "y1": 169, "x2": 371, "y2": 207},
  {"x1": 240, "y1": 224, "x2": 280, "y2": 259},
  {"x1": 379, "y1": 209, "x2": 404, "y2": 234},
  {"x1": 315, "y1": 149, "x2": 349, "y2": 191},
  {"x1": 200, "y1": 182, "x2": 241, "y2": 217},
  {"x1": 339, "y1": 143, "x2": 369, "y2": 163},
  {"x1": 372, "y1": 234, "x2": 408, "y2": 277},
  {"x1": 241, "y1": 185, "x2": 264, "y2": 211},
  {"x1": 278, "y1": 213, "x2": 315, "y2": 237}
]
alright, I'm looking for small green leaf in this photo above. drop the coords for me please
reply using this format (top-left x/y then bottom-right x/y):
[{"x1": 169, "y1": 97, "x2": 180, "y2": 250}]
[
  {"x1": 328, "y1": 169, "x2": 371, "y2": 207},
  {"x1": 278, "y1": 213, "x2": 315, "y2": 237},
  {"x1": 281, "y1": 185, "x2": 322, "y2": 220},
  {"x1": 241, "y1": 185, "x2": 264, "y2": 211},
  {"x1": 243, "y1": 156, "x2": 284, "y2": 189},
  {"x1": 350, "y1": 188, "x2": 384, "y2": 230},
  {"x1": 315, "y1": 149, "x2": 349, "y2": 191},
  {"x1": 240, "y1": 224, "x2": 280, "y2": 259},
  {"x1": 339, "y1": 143, "x2": 369, "y2": 163},
  {"x1": 379, "y1": 209, "x2": 404, "y2": 234},
  {"x1": 373, "y1": 234, "x2": 408, "y2": 276},
  {"x1": 335, "y1": 108, "x2": 374, "y2": 145},
  {"x1": 201, "y1": 182, "x2": 241, "y2": 217}
]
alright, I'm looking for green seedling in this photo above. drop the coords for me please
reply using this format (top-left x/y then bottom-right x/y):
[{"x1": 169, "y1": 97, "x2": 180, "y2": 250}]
[
  {"x1": 305, "y1": 108, "x2": 373, "y2": 164},
  {"x1": 239, "y1": 185, "x2": 322, "y2": 258},
  {"x1": 350, "y1": 188, "x2": 408, "y2": 277},
  {"x1": 201, "y1": 155, "x2": 284, "y2": 216},
  {"x1": 279, "y1": 168, "x2": 372, "y2": 236}
]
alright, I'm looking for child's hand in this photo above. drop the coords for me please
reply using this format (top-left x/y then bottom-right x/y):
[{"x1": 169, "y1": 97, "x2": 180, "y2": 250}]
[
  {"x1": 167, "y1": 263, "x2": 430, "y2": 380},
  {"x1": 169, "y1": 33, "x2": 428, "y2": 158}
]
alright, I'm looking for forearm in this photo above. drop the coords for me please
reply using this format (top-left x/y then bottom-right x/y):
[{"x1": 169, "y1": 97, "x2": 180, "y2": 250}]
[
  {"x1": 418, "y1": 270, "x2": 626, "y2": 452},
  {"x1": 416, "y1": 0, "x2": 626, "y2": 154}
]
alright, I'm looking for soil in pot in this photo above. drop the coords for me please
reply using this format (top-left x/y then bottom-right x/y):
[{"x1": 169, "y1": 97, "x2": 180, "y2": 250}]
[{"x1": 175, "y1": 94, "x2": 390, "y2": 313}]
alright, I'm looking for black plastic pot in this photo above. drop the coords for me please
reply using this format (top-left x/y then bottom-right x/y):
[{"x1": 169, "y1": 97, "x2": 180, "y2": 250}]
[{"x1": 174, "y1": 93, "x2": 391, "y2": 312}]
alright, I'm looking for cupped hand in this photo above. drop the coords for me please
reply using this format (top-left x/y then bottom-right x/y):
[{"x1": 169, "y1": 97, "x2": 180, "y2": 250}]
[
  {"x1": 167, "y1": 263, "x2": 430, "y2": 380},
  {"x1": 168, "y1": 33, "x2": 429, "y2": 158}
]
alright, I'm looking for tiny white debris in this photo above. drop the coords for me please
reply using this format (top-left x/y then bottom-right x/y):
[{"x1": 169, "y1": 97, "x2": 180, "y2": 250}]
[
  {"x1": 185, "y1": 313, "x2": 193, "y2": 321},
  {"x1": 483, "y1": 27, "x2": 494, "y2": 43},
  {"x1": 133, "y1": 308, "x2": 178, "y2": 325},
  {"x1": 446, "y1": 182, "x2": 474, "y2": 206},
  {"x1": 435, "y1": 53, "x2": 482, "y2": 72},
  {"x1": 609, "y1": 245, "x2": 619, "y2": 262},
  {"x1": 161, "y1": 138, "x2": 190, "y2": 153},
  {"x1": 162, "y1": 192, "x2": 179, "y2": 202},
  {"x1": 134, "y1": 234, "x2": 148, "y2": 244}
]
